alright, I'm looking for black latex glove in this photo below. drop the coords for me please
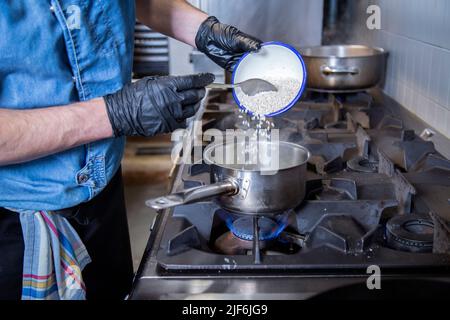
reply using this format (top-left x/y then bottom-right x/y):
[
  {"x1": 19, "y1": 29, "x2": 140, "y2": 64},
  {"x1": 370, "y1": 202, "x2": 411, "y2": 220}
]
[
  {"x1": 104, "y1": 73, "x2": 215, "y2": 137},
  {"x1": 195, "y1": 16, "x2": 262, "y2": 72}
]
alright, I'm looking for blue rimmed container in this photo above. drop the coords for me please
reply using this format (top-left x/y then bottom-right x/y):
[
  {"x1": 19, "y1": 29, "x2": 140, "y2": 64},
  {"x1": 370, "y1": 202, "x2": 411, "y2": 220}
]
[{"x1": 232, "y1": 41, "x2": 307, "y2": 117}]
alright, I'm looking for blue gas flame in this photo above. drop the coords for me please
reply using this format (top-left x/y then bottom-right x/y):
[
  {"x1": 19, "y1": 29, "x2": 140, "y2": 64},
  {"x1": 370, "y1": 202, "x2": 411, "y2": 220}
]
[{"x1": 218, "y1": 209, "x2": 289, "y2": 241}]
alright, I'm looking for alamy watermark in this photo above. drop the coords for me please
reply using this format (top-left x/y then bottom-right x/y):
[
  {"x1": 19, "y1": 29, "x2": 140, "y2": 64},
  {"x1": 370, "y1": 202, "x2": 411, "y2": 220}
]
[
  {"x1": 366, "y1": 265, "x2": 381, "y2": 290},
  {"x1": 367, "y1": 5, "x2": 381, "y2": 30},
  {"x1": 66, "y1": 5, "x2": 81, "y2": 30}
]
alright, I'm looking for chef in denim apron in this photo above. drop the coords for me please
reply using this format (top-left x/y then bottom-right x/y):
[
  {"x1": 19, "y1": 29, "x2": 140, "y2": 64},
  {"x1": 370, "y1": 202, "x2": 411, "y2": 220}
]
[{"x1": 0, "y1": 0, "x2": 261, "y2": 300}]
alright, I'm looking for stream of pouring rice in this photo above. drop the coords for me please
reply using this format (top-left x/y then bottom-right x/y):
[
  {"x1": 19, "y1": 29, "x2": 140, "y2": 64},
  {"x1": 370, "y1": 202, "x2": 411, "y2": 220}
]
[{"x1": 233, "y1": 77, "x2": 300, "y2": 172}]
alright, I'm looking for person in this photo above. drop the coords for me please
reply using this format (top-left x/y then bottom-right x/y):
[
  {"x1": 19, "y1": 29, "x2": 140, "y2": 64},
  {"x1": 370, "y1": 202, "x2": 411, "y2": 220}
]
[{"x1": 0, "y1": 0, "x2": 261, "y2": 300}]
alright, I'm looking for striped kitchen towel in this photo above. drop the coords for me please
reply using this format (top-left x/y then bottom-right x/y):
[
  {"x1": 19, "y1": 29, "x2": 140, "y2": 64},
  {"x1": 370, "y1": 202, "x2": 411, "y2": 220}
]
[{"x1": 13, "y1": 210, "x2": 91, "y2": 300}]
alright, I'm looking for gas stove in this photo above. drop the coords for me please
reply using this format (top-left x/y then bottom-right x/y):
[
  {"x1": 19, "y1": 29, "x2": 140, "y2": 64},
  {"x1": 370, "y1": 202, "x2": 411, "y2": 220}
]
[{"x1": 129, "y1": 89, "x2": 450, "y2": 299}]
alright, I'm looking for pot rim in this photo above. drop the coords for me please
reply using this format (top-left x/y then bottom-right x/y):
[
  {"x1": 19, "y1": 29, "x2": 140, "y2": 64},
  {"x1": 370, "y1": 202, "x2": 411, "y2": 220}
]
[
  {"x1": 203, "y1": 141, "x2": 311, "y2": 173},
  {"x1": 299, "y1": 44, "x2": 387, "y2": 59}
]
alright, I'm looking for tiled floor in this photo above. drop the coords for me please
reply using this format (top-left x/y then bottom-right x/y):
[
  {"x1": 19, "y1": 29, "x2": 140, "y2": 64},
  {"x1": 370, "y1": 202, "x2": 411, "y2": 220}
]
[{"x1": 122, "y1": 137, "x2": 173, "y2": 271}]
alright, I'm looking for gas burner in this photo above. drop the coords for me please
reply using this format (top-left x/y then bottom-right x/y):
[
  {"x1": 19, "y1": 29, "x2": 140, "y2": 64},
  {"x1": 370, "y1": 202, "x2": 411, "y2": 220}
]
[
  {"x1": 213, "y1": 212, "x2": 301, "y2": 256},
  {"x1": 214, "y1": 231, "x2": 270, "y2": 255},
  {"x1": 214, "y1": 229, "x2": 302, "y2": 256},
  {"x1": 386, "y1": 214, "x2": 434, "y2": 253},
  {"x1": 347, "y1": 156, "x2": 378, "y2": 173},
  {"x1": 231, "y1": 216, "x2": 281, "y2": 241}
]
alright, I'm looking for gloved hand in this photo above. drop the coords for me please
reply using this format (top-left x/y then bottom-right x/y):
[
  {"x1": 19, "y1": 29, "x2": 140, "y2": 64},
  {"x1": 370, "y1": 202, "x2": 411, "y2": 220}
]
[
  {"x1": 195, "y1": 16, "x2": 262, "y2": 72},
  {"x1": 104, "y1": 73, "x2": 215, "y2": 137}
]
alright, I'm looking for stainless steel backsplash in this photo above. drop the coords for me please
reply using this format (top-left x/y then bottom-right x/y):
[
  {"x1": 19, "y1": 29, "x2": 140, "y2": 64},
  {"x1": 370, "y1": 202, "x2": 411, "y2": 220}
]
[{"x1": 197, "y1": 0, "x2": 324, "y2": 47}]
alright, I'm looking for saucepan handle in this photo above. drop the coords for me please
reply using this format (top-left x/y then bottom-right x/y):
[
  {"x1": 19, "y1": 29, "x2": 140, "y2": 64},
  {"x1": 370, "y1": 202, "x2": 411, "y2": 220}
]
[
  {"x1": 145, "y1": 180, "x2": 239, "y2": 210},
  {"x1": 321, "y1": 65, "x2": 359, "y2": 75}
]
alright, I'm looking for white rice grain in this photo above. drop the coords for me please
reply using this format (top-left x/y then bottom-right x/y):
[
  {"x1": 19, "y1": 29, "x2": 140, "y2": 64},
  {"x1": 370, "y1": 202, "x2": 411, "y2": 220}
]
[{"x1": 235, "y1": 77, "x2": 300, "y2": 116}]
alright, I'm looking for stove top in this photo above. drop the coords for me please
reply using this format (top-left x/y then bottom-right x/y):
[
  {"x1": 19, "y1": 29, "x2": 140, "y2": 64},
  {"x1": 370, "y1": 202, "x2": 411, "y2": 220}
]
[{"x1": 129, "y1": 89, "x2": 450, "y2": 299}]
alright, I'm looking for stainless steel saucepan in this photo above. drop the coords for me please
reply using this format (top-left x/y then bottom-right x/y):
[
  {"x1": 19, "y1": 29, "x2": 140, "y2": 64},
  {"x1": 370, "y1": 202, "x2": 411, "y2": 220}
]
[
  {"x1": 146, "y1": 141, "x2": 310, "y2": 216},
  {"x1": 299, "y1": 45, "x2": 387, "y2": 92}
]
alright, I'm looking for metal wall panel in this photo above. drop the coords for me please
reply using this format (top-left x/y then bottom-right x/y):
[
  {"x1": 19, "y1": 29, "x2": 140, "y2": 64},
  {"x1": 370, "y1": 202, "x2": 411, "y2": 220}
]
[{"x1": 199, "y1": 0, "x2": 323, "y2": 47}]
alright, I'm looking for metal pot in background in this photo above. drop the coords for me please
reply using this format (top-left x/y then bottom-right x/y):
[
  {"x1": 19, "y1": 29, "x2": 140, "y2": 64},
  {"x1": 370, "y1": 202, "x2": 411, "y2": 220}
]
[
  {"x1": 146, "y1": 141, "x2": 310, "y2": 216},
  {"x1": 299, "y1": 45, "x2": 388, "y2": 92}
]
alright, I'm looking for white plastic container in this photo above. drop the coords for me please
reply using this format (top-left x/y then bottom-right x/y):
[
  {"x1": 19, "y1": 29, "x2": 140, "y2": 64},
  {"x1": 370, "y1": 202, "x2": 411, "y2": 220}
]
[{"x1": 232, "y1": 41, "x2": 307, "y2": 117}]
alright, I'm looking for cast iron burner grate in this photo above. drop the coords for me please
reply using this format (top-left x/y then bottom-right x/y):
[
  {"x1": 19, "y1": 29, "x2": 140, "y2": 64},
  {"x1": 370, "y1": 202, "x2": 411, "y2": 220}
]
[
  {"x1": 347, "y1": 156, "x2": 378, "y2": 173},
  {"x1": 150, "y1": 90, "x2": 450, "y2": 273}
]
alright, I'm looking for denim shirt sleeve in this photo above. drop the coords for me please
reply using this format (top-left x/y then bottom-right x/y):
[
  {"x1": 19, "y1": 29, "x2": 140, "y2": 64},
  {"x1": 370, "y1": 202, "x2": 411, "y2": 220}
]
[
  {"x1": 75, "y1": 138, "x2": 126, "y2": 199},
  {"x1": 0, "y1": 1, "x2": 134, "y2": 210}
]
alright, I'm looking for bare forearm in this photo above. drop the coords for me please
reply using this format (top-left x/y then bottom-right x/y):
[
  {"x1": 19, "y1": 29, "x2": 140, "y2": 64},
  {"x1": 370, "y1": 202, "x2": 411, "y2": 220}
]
[
  {"x1": 136, "y1": 0, "x2": 207, "y2": 47},
  {"x1": 0, "y1": 98, "x2": 113, "y2": 166}
]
